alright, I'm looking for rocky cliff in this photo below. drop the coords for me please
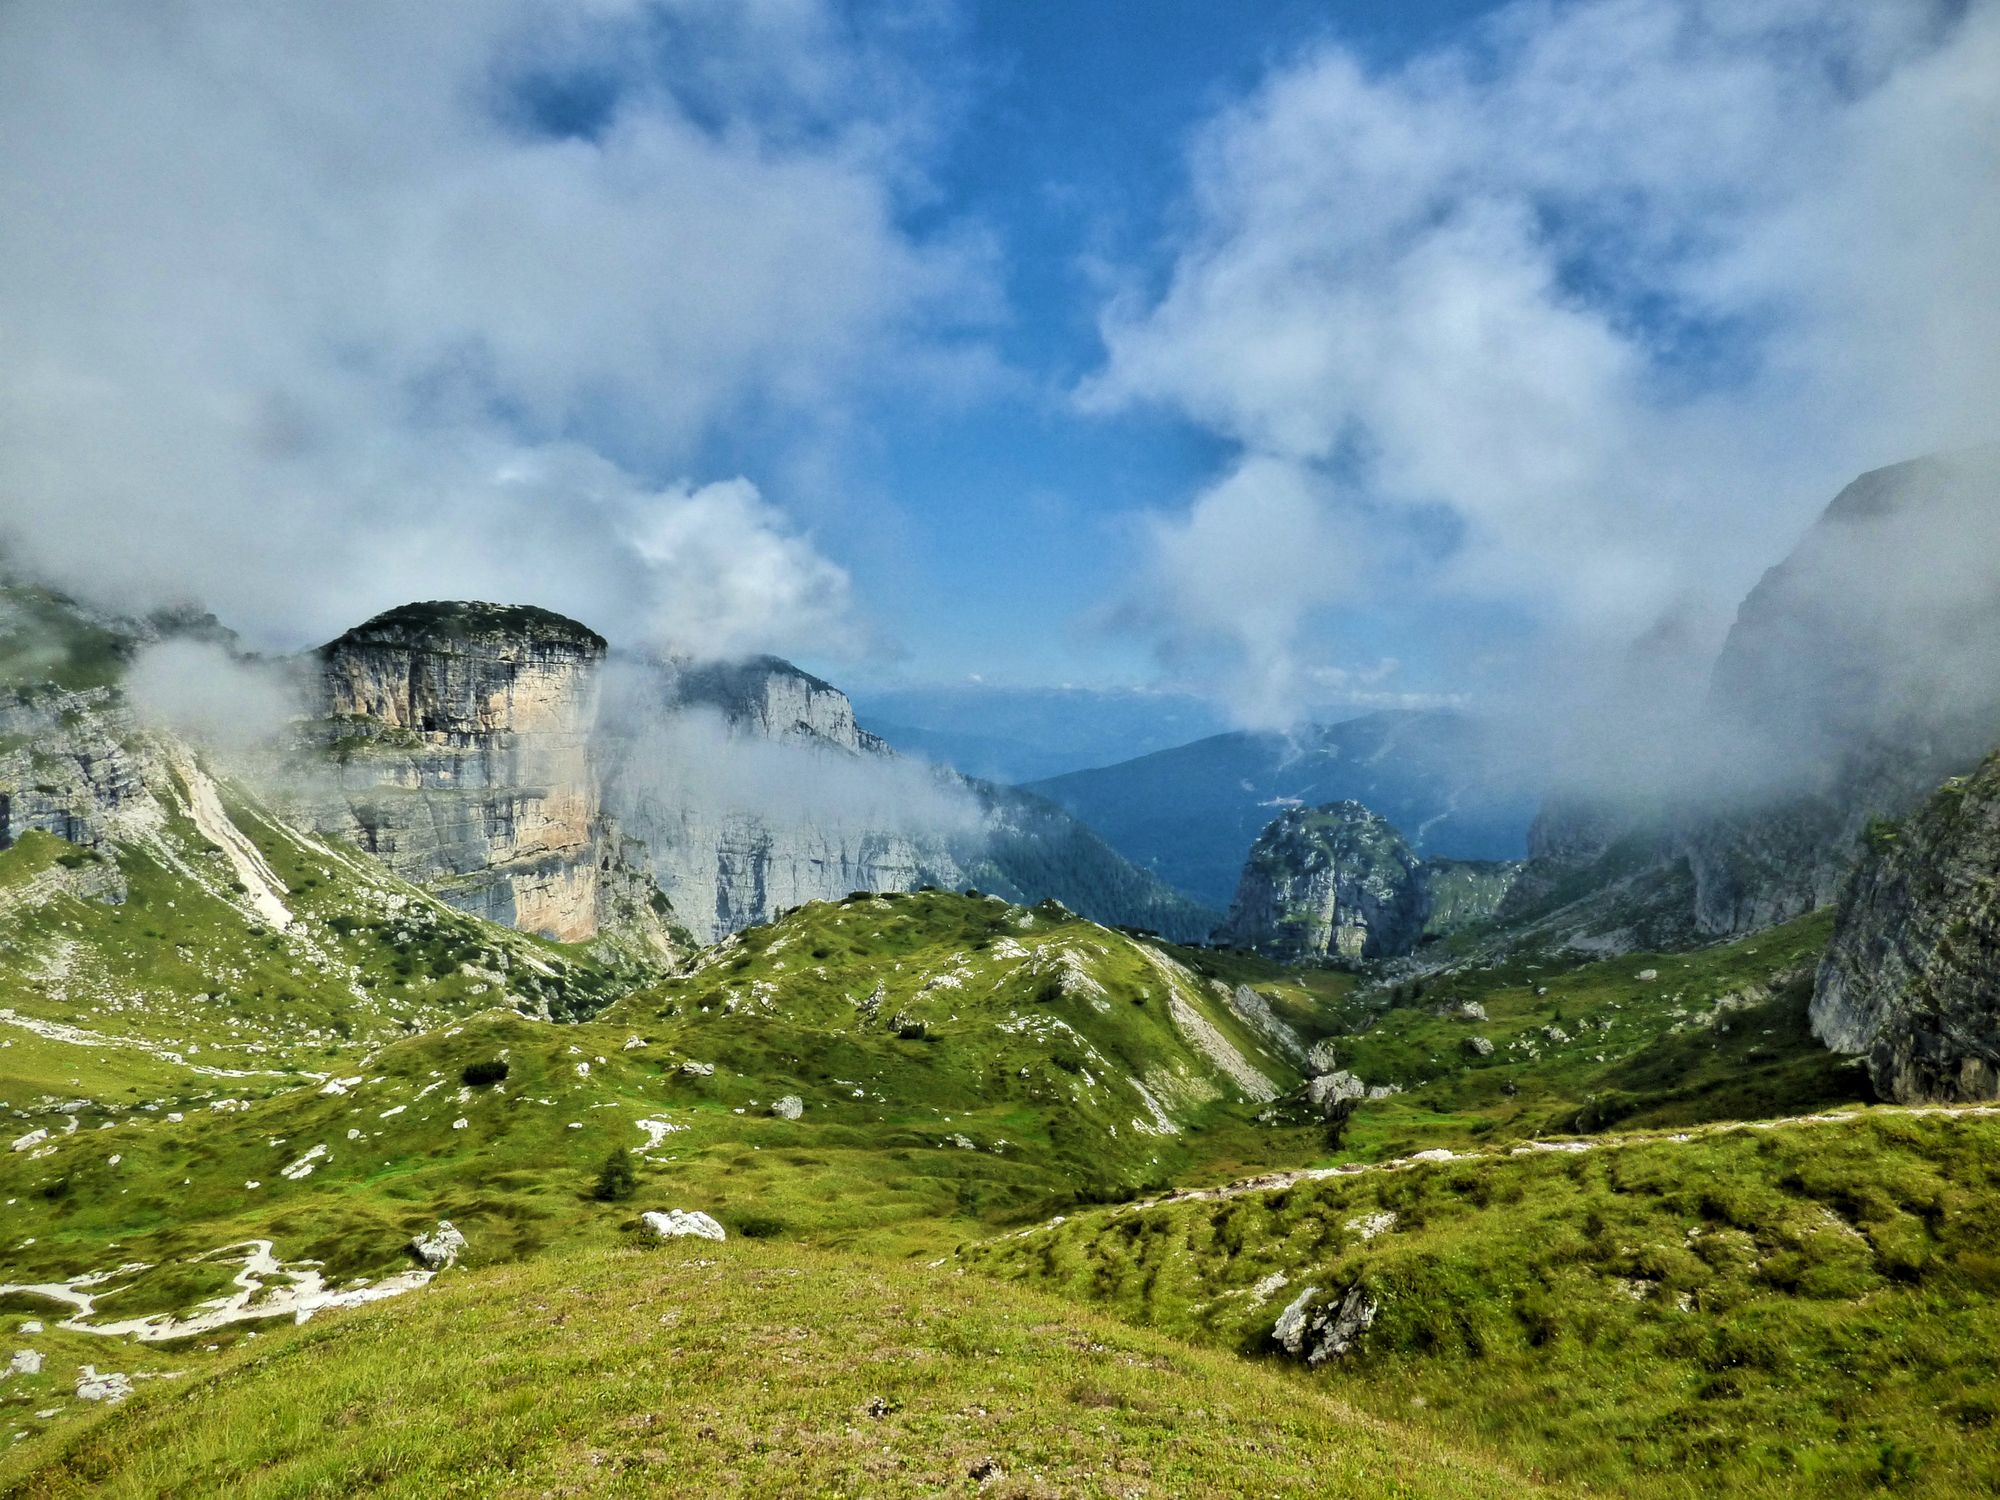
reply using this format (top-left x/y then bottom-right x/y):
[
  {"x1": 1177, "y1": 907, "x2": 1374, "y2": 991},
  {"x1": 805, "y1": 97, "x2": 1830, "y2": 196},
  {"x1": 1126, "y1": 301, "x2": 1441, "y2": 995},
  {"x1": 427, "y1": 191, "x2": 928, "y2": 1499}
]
[
  {"x1": 598, "y1": 653, "x2": 1214, "y2": 944},
  {"x1": 1812, "y1": 756, "x2": 2000, "y2": 1103},
  {"x1": 1680, "y1": 445, "x2": 2000, "y2": 937},
  {"x1": 307, "y1": 602, "x2": 623, "y2": 944},
  {"x1": 1216, "y1": 802, "x2": 1429, "y2": 961}
]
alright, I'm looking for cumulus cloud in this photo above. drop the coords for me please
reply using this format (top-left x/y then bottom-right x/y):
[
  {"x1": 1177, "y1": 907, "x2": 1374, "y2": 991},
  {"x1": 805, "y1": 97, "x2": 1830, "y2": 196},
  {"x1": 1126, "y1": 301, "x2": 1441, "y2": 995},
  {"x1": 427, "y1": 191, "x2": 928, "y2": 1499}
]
[
  {"x1": 1091, "y1": 0, "x2": 2000, "y2": 726},
  {"x1": 0, "y1": 1, "x2": 982, "y2": 658}
]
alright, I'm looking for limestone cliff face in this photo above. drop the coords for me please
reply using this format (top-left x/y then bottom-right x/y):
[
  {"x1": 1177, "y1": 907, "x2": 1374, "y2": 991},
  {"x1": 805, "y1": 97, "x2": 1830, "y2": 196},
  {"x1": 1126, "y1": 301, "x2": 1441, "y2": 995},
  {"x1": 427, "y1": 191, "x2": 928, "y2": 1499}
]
[
  {"x1": 0, "y1": 686, "x2": 155, "y2": 902},
  {"x1": 1812, "y1": 756, "x2": 2000, "y2": 1103},
  {"x1": 1217, "y1": 803, "x2": 1429, "y2": 961},
  {"x1": 598, "y1": 654, "x2": 961, "y2": 943},
  {"x1": 598, "y1": 654, "x2": 1215, "y2": 945},
  {"x1": 658, "y1": 655, "x2": 882, "y2": 753},
  {"x1": 310, "y1": 603, "x2": 612, "y2": 942}
]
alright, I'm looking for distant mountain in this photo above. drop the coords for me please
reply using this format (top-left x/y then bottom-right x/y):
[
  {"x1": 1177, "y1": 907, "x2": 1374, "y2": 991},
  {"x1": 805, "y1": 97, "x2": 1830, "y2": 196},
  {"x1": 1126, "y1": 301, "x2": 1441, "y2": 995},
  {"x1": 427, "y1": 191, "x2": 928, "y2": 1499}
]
[
  {"x1": 851, "y1": 684, "x2": 1232, "y2": 784},
  {"x1": 1505, "y1": 445, "x2": 2000, "y2": 954},
  {"x1": 1027, "y1": 710, "x2": 1539, "y2": 911}
]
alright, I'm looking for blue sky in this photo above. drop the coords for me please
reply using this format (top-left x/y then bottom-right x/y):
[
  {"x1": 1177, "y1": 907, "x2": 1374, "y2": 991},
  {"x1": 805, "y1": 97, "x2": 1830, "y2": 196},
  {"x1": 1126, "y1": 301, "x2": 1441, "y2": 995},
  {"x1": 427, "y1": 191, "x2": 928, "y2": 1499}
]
[
  {"x1": 808, "y1": 0, "x2": 1516, "y2": 696},
  {"x1": 1, "y1": 1, "x2": 1994, "y2": 730}
]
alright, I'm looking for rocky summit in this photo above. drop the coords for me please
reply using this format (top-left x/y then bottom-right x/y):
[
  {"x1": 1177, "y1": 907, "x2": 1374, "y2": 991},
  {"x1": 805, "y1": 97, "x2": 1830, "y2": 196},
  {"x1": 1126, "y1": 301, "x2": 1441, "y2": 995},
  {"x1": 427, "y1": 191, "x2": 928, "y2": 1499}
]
[
  {"x1": 1217, "y1": 801, "x2": 1430, "y2": 960},
  {"x1": 307, "y1": 602, "x2": 619, "y2": 944}
]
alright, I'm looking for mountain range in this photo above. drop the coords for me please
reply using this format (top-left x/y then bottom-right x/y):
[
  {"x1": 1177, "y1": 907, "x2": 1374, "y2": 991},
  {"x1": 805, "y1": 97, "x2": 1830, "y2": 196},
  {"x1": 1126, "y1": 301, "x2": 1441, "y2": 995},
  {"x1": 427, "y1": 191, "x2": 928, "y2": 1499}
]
[
  {"x1": 7, "y1": 451, "x2": 2000, "y2": 1495},
  {"x1": 1027, "y1": 710, "x2": 1541, "y2": 912}
]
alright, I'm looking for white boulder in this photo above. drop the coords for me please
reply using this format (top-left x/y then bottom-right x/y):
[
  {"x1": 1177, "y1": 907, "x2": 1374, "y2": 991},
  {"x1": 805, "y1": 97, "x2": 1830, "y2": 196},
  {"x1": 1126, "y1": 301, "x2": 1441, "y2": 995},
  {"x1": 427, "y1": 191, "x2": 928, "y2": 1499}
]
[
  {"x1": 410, "y1": 1220, "x2": 468, "y2": 1269},
  {"x1": 641, "y1": 1209, "x2": 727, "y2": 1242}
]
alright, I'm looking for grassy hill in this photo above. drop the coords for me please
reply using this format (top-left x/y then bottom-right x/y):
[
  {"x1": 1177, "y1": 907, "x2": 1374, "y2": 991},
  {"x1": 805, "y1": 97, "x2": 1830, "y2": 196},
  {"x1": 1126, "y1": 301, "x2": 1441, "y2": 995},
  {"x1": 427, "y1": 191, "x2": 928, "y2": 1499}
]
[
  {"x1": 0, "y1": 686, "x2": 1993, "y2": 1497},
  {"x1": 965, "y1": 1109, "x2": 2000, "y2": 1498},
  {"x1": 0, "y1": 1241, "x2": 1536, "y2": 1499}
]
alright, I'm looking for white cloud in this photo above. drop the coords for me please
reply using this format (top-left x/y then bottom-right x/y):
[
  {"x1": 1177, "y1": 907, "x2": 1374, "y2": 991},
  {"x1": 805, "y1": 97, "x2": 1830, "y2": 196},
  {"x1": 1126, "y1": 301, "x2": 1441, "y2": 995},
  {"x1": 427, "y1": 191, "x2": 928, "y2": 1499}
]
[
  {"x1": 0, "y1": 1, "x2": 982, "y2": 657},
  {"x1": 1090, "y1": 0, "x2": 2000, "y2": 721}
]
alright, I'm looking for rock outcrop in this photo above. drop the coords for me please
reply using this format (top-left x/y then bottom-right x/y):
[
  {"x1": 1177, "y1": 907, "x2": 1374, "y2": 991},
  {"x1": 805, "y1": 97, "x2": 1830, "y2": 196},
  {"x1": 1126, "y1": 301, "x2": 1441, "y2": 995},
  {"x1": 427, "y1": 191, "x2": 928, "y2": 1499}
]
[
  {"x1": 306, "y1": 602, "x2": 620, "y2": 943},
  {"x1": 1812, "y1": 755, "x2": 2000, "y2": 1102},
  {"x1": 1272, "y1": 1283, "x2": 1379, "y2": 1365},
  {"x1": 641, "y1": 1208, "x2": 727, "y2": 1242},
  {"x1": 1216, "y1": 803, "x2": 1429, "y2": 960},
  {"x1": 0, "y1": 687, "x2": 151, "y2": 902},
  {"x1": 409, "y1": 1220, "x2": 468, "y2": 1269}
]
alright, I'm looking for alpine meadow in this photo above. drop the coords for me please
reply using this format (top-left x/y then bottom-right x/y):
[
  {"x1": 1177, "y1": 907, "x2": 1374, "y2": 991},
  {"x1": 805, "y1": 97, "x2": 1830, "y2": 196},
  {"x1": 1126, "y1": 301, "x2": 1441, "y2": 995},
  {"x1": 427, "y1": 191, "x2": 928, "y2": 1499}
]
[{"x1": 3, "y1": 3, "x2": 2000, "y2": 1496}]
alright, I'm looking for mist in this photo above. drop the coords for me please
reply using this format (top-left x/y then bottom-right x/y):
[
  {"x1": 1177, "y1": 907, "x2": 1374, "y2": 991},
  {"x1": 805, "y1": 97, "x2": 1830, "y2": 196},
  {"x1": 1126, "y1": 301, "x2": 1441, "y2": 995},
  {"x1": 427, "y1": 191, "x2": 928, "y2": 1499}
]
[
  {"x1": 122, "y1": 639, "x2": 308, "y2": 754},
  {"x1": 604, "y1": 700, "x2": 985, "y2": 842},
  {"x1": 0, "y1": 2, "x2": 979, "y2": 663}
]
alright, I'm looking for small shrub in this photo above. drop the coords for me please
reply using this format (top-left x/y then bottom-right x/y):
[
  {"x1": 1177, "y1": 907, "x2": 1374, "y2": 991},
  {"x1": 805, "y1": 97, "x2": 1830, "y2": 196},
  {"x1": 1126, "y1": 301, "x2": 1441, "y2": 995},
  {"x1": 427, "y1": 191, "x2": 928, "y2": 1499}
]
[
  {"x1": 592, "y1": 1149, "x2": 637, "y2": 1203},
  {"x1": 462, "y1": 1059, "x2": 509, "y2": 1088}
]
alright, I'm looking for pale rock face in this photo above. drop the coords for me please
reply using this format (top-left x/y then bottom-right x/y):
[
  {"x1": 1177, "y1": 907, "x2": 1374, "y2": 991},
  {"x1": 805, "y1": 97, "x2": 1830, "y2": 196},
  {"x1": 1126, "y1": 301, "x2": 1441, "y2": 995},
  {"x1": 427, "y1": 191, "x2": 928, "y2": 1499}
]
[
  {"x1": 770, "y1": 1095, "x2": 804, "y2": 1121},
  {"x1": 1305, "y1": 1070, "x2": 1366, "y2": 1117},
  {"x1": 75, "y1": 1366, "x2": 133, "y2": 1402},
  {"x1": 0, "y1": 688, "x2": 151, "y2": 902},
  {"x1": 410, "y1": 1219, "x2": 468, "y2": 1269},
  {"x1": 1272, "y1": 1283, "x2": 1379, "y2": 1365},
  {"x1": 641, "y1": 1208, "x2": 727, "y2": 1242},
  {"x1": 307, "y1": 603, "x2": 612, "y2": 942},
  {"x1": 1813, "y1": 755, "x2": 2000, "y2": 1102},
  {"x1": 599, "y1": 654, "x2": 964, "y2": 944},
  {"x1": 1217, "y1": 802, "x2": 1428, "y2": 960}
]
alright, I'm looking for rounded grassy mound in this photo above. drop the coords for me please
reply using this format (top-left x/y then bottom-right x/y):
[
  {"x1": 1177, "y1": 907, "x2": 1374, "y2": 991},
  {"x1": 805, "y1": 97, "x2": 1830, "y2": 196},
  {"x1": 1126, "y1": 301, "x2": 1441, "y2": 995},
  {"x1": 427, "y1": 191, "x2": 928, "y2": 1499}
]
[{"x1": 1, "y1": 1242, "x2": 1532, "y2": 1499}]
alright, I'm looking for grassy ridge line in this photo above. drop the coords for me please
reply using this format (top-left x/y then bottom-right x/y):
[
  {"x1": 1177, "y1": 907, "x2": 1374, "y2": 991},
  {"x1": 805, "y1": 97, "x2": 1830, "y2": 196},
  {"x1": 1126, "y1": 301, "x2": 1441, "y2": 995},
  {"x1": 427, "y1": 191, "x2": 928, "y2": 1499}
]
[
  {"x1": 0, "y1": 1242, "x2": 1542, "y2": 1500},
  {"x1": 1002, "y1": 1097, "x2": 2000, "y2": 1229},
  {"x1": 965, "y1": 1110, "x2": 2000, "y2": 1498}
]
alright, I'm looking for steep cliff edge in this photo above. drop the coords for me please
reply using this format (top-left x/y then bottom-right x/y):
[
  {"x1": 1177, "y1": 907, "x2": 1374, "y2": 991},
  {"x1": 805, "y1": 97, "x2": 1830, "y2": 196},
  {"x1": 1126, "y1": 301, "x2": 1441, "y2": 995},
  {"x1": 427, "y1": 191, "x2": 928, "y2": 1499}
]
[
  {"x1": 599, "y1": 653, "x2": 1214, "y2": 943},
  {"x1": 1216, "y1": 803, "x2": 1430, "y2": 961},
  {"x1": 306, "y1": 602, "x2": 635, "y2": 945},
  {"x1": 1812, "y1": 756, "x2": 2000, "y2": 1103}
]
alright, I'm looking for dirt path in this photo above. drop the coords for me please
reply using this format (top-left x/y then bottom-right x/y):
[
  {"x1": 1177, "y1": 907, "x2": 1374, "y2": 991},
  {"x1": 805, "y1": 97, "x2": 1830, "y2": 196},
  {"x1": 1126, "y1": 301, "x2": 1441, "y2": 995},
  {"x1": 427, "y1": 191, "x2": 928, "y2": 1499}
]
[{"x1": 1010, "y1": 1100, "x2": 2000, "y2": 1235}]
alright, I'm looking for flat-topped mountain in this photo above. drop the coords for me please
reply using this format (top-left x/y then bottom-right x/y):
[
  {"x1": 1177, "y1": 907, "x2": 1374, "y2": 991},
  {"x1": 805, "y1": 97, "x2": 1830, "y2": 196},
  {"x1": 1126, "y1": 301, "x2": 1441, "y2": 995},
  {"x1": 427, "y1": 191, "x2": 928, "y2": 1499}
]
[{"x1": 308, "y1": 601, "x2": 624, "y2": 945}]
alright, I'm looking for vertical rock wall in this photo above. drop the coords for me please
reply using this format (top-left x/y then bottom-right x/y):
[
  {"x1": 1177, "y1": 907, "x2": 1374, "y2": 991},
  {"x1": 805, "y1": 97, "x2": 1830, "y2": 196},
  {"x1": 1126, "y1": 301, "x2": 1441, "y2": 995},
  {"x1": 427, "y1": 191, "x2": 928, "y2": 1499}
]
[{"x1": 310, "y1": 603, "x2": 611, "y2": 942}]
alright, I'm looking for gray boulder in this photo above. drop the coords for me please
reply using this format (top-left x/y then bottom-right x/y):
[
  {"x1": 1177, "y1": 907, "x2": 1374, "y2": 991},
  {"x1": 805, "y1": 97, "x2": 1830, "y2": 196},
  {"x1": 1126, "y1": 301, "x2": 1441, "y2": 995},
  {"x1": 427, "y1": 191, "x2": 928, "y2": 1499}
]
[
  {"x1": 409, "y1": 1220, "x2": 467, "y2": 1269},
  {"x1": 1305, "y1": 1071, "x2": 1365, "y2": 1118},
  {"x1": 1272, "y1": 1283, "x2": 1380, "y2": 1365}
]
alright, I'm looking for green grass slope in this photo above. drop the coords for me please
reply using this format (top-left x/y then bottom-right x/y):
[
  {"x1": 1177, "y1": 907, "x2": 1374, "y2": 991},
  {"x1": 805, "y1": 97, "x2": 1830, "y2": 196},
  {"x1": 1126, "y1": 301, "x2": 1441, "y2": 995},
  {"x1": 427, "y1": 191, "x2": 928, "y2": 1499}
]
[
  {"x1": 2, "y1": 893, "x2": 1316, "y2": 1309},
  {"x1": 1166, "y1": 908, "x2": 1870, "y2": 1161},
  {"x1": 965, "y1": 1109, "x2": 2000, "y2": 1498},
  {"x1": 0, "y1": 767, "x2": 637, "y2": 1119},
  {"x1": 0, "y1": 1242, "x2": 1535, "y2": 1500}
]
